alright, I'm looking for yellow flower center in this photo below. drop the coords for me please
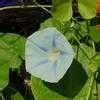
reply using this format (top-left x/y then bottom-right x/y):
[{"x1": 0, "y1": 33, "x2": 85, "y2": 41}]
[{"x1": 48, "y1": 48, "x2": 60, "y2": 61}]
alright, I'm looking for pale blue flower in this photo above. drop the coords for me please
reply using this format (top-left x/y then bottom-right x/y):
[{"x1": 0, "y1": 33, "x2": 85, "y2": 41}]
[{"x1": 25, "y1": 28, "x2": 74, "y2": 83}]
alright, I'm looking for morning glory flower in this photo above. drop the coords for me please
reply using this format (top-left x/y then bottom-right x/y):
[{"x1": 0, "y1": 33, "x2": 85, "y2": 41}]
[{"x1": 25, "y1": 28, "x2": 74, "y2": 83}]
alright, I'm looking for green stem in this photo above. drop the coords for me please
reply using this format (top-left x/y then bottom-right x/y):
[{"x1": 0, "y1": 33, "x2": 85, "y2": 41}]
[
  {"x1": 90, "y1": 52, "x2": 100, "y2": 61},
  {"x1": 0, "y1": 92, "x2": 5, "y2": 100},
  {"x1": 72, "y1": 34, "x2": 90, "y2": 60},
  {"x1": 76, "y1": 45, "x2": 79, "y2": 60},
  {"x1": 71, "y1": 27, "x2": 83, "y2": 38},
  {"x1": 87, "y1": 74, "x2": 95, "y2": 100},
  {"x1": 0, "y1": 5, "x2": 52, "y2": 11},
  {"x1": 95, "y1": 72, "x2": 98, "y2": 99},
  {"x1": 71, "y1": 17, "x2": 82, "y2": 26},
  {"x1": 91, "y1": 40, "x2": 96, "y2": 55},
  {"x1": 86, "y1": 20, "x2": 90, "y2": 35}
]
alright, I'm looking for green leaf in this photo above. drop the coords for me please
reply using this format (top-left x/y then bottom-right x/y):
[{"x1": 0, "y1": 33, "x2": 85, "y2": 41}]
[
  {"x1": 0, "y1": 33, "x2": 25, "y2": 68},
  {"x1": 40, "y1": 18, "x2": 71, "y2": 34},
  {"x1": 90, "y1": 26, "x2": 100, "y2": 42},
  {"x1": 0, "y1": 33, "x2": 25, "y2": 90},
  {"x1": 4, "y1": 86, "x2": 24, "y2": 100},
  {"x1": 0, "y1": 67, "x2": 9, "y2": 91},
  {"x1": 52, "y1": 0, "x2": 72, "y2": 22},
  {"x1": 53, "y1": 20, "x2": 71, "y2": 33},
  {"x1": 74, "y1": 44, "x2": 96, "y2": 75},
  {"x1": 11, "y1": 92, "x2": 24, "y2": 100},
  {"x1": 31, "y1": 59, "x2": 88, "y2": 100},
  {"x1": 65, "y1": 30, "x2": 74, "y2": 40},
  {"x1": 78, "y1": 0, "x2": 96, "y2": 19},
  {"x1": 0, "y1": 48, "x2": 11, "y2": 90},
  {"x1": 31, "y1": 43, "x2": 96, "y2": 99},
  {"x1": 40, "y1": 18, "x2": 54, "y2": 30},
  {"x1": 95, "y1": 54, "x2": 100, "y2": 68},
  {"x1": 73, "y1": 44, "x2": 98, "y2": 99},
  {"x1": 90, "y1": 53, "x2": 100, "y2": 68},
  {"x1": 31, "y1": 77, "x2": 68, "y2": 100},
  {"x1": 89, "y1": 80, "x2": 97, "y2": 100},
  {"x1": 97, "y1": 82, "x2": 100, "y2": 100},
  {"x1": 74, "y1": 75, "x2": 94, "y2": 100},
  {"x1": 79, "y1": 21, "x2": 88, "y2": 37}
]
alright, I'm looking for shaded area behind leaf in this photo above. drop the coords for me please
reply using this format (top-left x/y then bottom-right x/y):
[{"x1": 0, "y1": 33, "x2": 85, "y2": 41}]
[{"x1": 44, "y1": 59, "x2": 88, "y2": 97}]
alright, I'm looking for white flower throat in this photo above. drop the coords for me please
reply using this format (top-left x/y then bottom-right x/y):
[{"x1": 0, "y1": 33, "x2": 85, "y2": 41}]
[{"x1": 48, "y1": 48, "x2": 60, "y2": 61}]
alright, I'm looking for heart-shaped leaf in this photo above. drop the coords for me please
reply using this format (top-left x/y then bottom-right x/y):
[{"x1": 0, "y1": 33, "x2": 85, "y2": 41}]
[
  {"x1": 31, "y1": 59, "x2": 88, "y2": 100},
  {"x1": 78, "y1": 0, "x2": 96, "y2": 19},
  {"x1": 52, "y1": 0, "x2": 72, "y2": 22}
]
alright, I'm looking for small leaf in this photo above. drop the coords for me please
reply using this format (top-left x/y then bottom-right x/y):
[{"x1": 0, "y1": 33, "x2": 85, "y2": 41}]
[
  {"x1": 90, "y1": 26, "x2": 100, "y2": 42},
  {"x1": 40, "y1": 18, "x2": 54, "y2": 30},
  {"x1": 78, "y1": 0, "x2": 96, "y2": 19},
  {"x1": 11, "y1": 92, "x2": 24, "y2": 100},
  {"x1": 52, "y1": 0, "x2": 72, "y2": 22},
  {"x1": 40, "y1": 18, "x2": 71, "y2": 34}
]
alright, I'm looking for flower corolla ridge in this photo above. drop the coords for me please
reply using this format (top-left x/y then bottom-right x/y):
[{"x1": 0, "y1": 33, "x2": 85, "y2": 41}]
[{"x1": 25, "y1": 27, "x2": 74, "y2": 83}]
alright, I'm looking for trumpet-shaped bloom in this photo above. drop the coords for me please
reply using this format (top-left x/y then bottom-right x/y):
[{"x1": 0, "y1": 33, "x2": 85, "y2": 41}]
[{"x1": 25, "y1": 28, "x2": 74, "y2": 83}]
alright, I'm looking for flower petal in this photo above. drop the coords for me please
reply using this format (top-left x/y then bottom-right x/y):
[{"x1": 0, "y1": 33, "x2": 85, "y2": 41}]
[
  {"x1": 55, "y1": 34, "x2": 74, "y2": 55},
  {"x1": 30, "y1": 61, "x2": 58, "y2": 83},
  {"x1": 25, "y1": 27, "x2": 74, "y2": 83},
  {"x1": 28, "y1": 28, "x2": 57, "y2": 51},
  {"x1": 56, "y1": 54, "x2": 74, "y2": 81}
]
